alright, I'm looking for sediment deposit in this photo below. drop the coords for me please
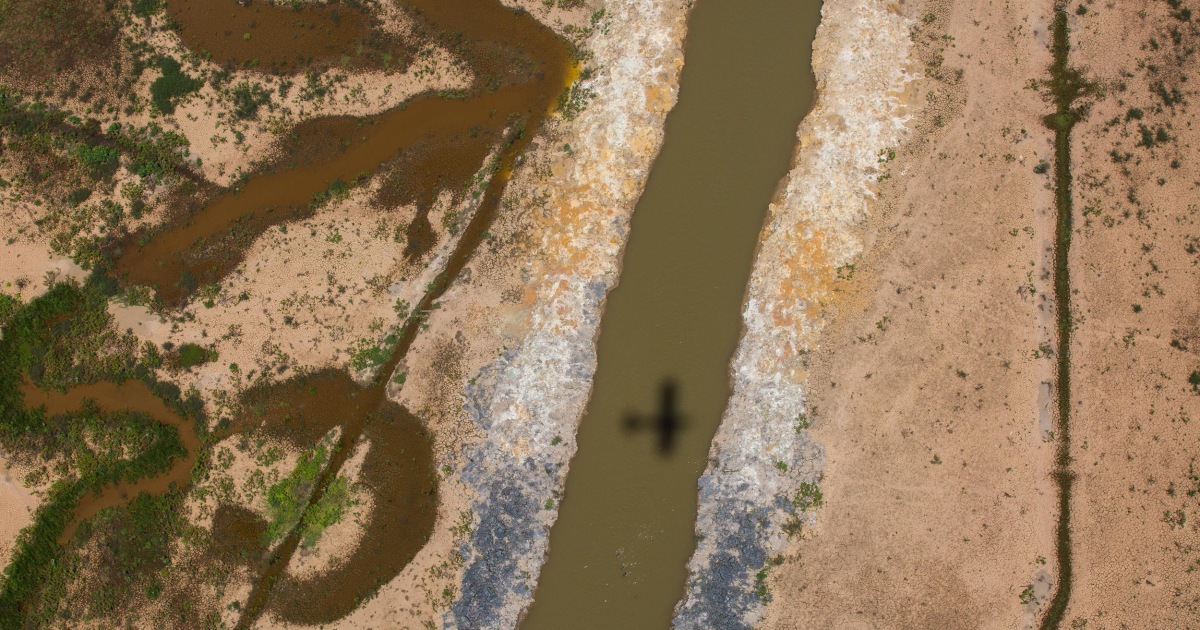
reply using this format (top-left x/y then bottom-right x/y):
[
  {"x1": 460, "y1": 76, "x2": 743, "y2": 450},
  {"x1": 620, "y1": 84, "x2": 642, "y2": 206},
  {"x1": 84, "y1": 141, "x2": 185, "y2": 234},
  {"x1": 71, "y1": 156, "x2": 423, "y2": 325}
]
[
  {"x1": 674, "y1": 1, "x2": 917, "y2": 626},
  {"x1": 411, "y1": 1, "x2": 695, "y2": 626}
]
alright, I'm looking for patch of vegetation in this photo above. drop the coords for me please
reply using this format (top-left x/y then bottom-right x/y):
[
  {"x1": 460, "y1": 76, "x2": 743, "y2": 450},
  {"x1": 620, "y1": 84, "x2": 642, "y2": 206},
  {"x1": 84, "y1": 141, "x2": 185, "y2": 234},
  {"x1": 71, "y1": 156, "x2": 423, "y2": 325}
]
[
  {"x1": 752, "y1": 555, "x2": 784, "y2": 603},
  {"x1": 348, "y1": 329, "x2": 399, "y2": 373},
  {"x1": 781, "y1": 480, "x2": 824, "y2": 539},
  {"x1": 73, "y1": 143, "x2": 120, "y2": 179},
  {"x1": 106, "y1": 121, "x2": 191, "y2": 179},
  {"x1": 66, "y1": 186, "x2": 92, "y2": 206},
  {"x1": 300, "y1": 475, "x2": 354, "y2": 548},
  {"x1": 231, "y1": 81, "x2": 273, "y2": 120},
  {"x1": 265, "y1": 444, "x2": 329, "y2": 542},
  {"x1": 150, "y1": 57, "x2": 203, "y2": 115},
  {"x1": 0, "y1": 405, "x2": 187, "y2": 626},
  {"x1": 555, "y1": 67, "x2": 595, "y2": 120},
  {"x1": 0, "y1": 281, "x2": 204, "y2": 627},
  {"x1": 67, "y1": 490, "x2": 185, "y2": 621},
  {"x1": 1039, "y1": 5, "x2": 1089, "y2": 628},
  {"x1": 1, "y1": 85, "x2": 194, "y2": 187},
  {"x1": 175, "y1": 342, "x2": 217, "y2": 369},
  {"x1": 0, "y1": 293, "x2": 20, "y2": 329},
  {"x1": 793, "y1": 481, "x2": 824, "y2": 511},
  {"x1": 132, "y1": 0, "x2": 164, "y2": 18}
]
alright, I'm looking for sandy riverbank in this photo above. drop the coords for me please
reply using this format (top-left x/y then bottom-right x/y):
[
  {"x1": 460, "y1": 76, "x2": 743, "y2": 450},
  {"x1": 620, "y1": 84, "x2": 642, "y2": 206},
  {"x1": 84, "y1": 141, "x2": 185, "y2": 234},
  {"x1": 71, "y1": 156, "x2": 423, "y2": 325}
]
[{"x1": 684, "y1": 0, "x2": 1200, "y2": 628}]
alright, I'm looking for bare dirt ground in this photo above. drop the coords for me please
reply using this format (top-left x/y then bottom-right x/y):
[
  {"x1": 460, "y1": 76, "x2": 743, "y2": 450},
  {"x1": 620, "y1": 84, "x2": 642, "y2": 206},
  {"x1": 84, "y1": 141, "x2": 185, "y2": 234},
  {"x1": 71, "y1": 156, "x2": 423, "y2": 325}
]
[
  {"x1": 0, "y1": 454, "x2": 41, "y2": 571},
  {"x1": 762, "y1": 0, "x2": 1062, "y2": 627},
  {"x1": 1063, "y1": 0, "x2": 1200, "y2": 626},
  {"x1": 762, "y1": 0, "x2": 1200, "y2": 628}
]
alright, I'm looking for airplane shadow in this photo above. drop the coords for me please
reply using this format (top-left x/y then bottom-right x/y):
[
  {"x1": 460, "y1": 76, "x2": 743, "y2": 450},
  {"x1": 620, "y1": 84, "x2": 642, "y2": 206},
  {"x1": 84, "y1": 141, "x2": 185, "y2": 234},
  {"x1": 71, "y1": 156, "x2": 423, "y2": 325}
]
[{"x1": 623, "y1": 380, "x2": 686, "y2": 455}]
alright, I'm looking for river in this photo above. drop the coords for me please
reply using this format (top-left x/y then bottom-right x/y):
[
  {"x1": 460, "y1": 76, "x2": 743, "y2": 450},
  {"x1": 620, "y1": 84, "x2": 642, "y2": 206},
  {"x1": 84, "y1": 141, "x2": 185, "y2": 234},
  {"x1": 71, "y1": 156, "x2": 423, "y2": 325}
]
[{"x1": 521, "y1": 0, "x2": 822, "y2": 627}]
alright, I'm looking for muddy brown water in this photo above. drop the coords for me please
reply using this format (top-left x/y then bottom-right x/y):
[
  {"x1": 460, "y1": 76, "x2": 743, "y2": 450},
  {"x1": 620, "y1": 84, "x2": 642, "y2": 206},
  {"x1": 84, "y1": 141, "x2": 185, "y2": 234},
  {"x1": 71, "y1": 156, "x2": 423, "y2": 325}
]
[
  {"x1": 192, "y1": 0, "x2": 569, "y2": 625},
  {"x1": 112, "y1": 86, "x2": 526, "y2": 304},
  {"x1": 217, "y1": 369, "x2": 438, "y2": 625},
  {"x1": 117, "y1": 0, "x2": 564, "y2": 306},
  {"x1": 521, "y1": 0, "x2": 822, "y2": 627},
  {"x1": 166, "y1": 0, "x2": 414, "y2": 72},
  {"x1": 14, "y1": 0, "x2": 572, "y2": 625},
  {"x1": 18, "y1": 378, "x2": 200, "y2": 543}
]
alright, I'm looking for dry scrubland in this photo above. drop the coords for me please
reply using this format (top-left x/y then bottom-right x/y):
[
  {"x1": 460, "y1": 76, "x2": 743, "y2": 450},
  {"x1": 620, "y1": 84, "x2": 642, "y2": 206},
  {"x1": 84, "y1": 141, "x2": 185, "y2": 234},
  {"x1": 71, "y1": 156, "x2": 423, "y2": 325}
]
[
  {"x1": 758, "y1": 0, "x2": 1200, "y2": 628},
  {"x1": 1067, "y1": 0, "x2": 1200, "y2": 625},
  {"x1": 0, "y1": 0, "x2": 605, "y2": 626},
  {"x1": 1, "y1": 0, "x2": 1198, "y2": 627},
  {"x1": 761, "y1": 0, "x2": 1060, "y2": 625}
]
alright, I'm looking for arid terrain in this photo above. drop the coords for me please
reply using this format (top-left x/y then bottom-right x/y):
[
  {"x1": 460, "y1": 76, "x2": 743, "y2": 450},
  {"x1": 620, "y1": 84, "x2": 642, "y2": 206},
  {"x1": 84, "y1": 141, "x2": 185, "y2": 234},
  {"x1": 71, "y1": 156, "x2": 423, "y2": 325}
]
[
  {"x1": 1, "y1": 0, "x2": 1197, "y2": 629},
  {"x1": 744, "y1": 0, "x2": 1200, "y2": 629}
]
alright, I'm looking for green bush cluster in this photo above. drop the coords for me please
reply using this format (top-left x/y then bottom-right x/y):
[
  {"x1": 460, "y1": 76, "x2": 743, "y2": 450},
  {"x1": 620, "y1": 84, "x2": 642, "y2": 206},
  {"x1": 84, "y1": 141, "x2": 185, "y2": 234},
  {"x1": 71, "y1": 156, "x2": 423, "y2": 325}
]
[
  {"x1": 301, "y1": 475, "x2": 354, "y2": 548},
  {"x1": 175, "y1": 342, "x2": 217, "y2": 368},
  {"x1": 232, "y1": 81, "x2": 273, "y2": 120},
  {"x1": 150, "y1": 57, "x2": 202, "y2": 115},
  {"x1": 265, "y1": 445, "x2": 329, "y2": 542},
  {"x1": 0, "y1": 281, "x2": 200, "y2": 627},
  {"x1": 105, "y1": 121, "x2": 191, "y2": 179},
  {"x1": 72, "y1": 143, "x2": 120, "y2": 178}
]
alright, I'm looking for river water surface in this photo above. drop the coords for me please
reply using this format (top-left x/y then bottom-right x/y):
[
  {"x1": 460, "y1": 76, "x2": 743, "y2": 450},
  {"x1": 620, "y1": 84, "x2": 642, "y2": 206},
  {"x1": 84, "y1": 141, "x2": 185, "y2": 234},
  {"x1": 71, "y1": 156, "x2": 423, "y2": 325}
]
[{"x1": 521, "y1": 1, "x2": 822, "y2": 627}]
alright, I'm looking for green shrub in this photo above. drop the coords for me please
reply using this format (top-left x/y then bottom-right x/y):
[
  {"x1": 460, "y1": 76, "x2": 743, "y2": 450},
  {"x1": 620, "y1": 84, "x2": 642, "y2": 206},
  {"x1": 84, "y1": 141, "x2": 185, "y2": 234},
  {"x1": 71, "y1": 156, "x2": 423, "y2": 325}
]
[
  {"x1": 231, "y1": 81, "x2": 273, "y2": 120},
  {"x1": 150, "y1": 57, "x2": 202, "y2": 115},
  {"x1": 73, "y1": 143, "x2": 120, "y2": 178},
  {"x1": 301, "y1": 475, "x2": 353, "y2": 547},
  {"x1": 105, "y1": 121, "x2": 191, "y2": 178},
  {"x1": 132, "y1": 0, "x2": 162, "y2": 17},
  {"x1": 0, "y1": 282, "x2": 198, "y2": 627},
  {"x1": 175, "y1": 343, "x2": 215, "y2": 368},
  {"x1": 265, "y1": 445, "x2": 329, "y2": 542},
  {"x1": 66, "y1": 187, "x2": 92, "y2": 206}
]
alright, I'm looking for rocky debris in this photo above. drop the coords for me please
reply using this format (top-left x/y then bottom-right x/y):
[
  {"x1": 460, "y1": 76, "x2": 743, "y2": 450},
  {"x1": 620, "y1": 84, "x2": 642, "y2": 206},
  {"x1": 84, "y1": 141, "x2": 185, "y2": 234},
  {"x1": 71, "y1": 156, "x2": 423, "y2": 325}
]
[
  {"x1": 445, "y1": 0, "x2": 692, "y2": 627},
  {"x1": 675, "y1": 1, "x2": 918, "y2": 628}
]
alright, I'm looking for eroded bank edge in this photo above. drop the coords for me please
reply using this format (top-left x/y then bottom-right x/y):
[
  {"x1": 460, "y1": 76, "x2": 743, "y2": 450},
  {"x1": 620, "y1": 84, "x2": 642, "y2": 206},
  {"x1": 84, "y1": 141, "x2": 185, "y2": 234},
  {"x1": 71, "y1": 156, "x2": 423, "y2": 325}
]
[
  {"x1": 673, "y1": 0, "x2": 918, "y2": 627},
  {"x1": 445, "y1": 1, "x2": 693, "y2": 628}
]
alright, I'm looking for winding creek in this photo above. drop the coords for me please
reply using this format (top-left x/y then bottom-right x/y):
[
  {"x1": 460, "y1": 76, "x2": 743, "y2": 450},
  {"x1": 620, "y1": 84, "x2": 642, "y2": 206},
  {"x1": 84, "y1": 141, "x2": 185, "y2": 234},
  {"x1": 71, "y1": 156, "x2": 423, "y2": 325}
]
[
  {"x1": 10, "y1": 0, "x2": 573, "y2": 625},
  {"x1": 522, "y1": 0, "x2": 821, "y2": 626},
  {"x1": 7, "y1": 0, "x2": 827, "y2": 625}
]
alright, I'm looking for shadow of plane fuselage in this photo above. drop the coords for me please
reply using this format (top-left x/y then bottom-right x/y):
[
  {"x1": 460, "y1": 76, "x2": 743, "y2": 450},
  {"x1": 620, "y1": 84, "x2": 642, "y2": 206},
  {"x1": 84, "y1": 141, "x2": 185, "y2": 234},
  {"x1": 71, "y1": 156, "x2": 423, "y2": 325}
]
[{"x1": 623, "y1": 381, "x2": 684, "y2": 454}]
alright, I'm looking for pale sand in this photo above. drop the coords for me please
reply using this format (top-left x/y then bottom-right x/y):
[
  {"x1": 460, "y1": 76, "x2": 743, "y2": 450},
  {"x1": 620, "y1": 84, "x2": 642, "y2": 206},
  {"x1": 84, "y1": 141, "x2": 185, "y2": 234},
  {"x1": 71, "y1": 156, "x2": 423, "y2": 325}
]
[
  {"x1": 1061, "y1": 1, "x2": 1200, "y2": 625},
  {"x1": 0, "y1": 453, "x2": 41, "y2": 573},
  {"x1": 758, "y1": 0, "x2": 1060, "y2": 627}
]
